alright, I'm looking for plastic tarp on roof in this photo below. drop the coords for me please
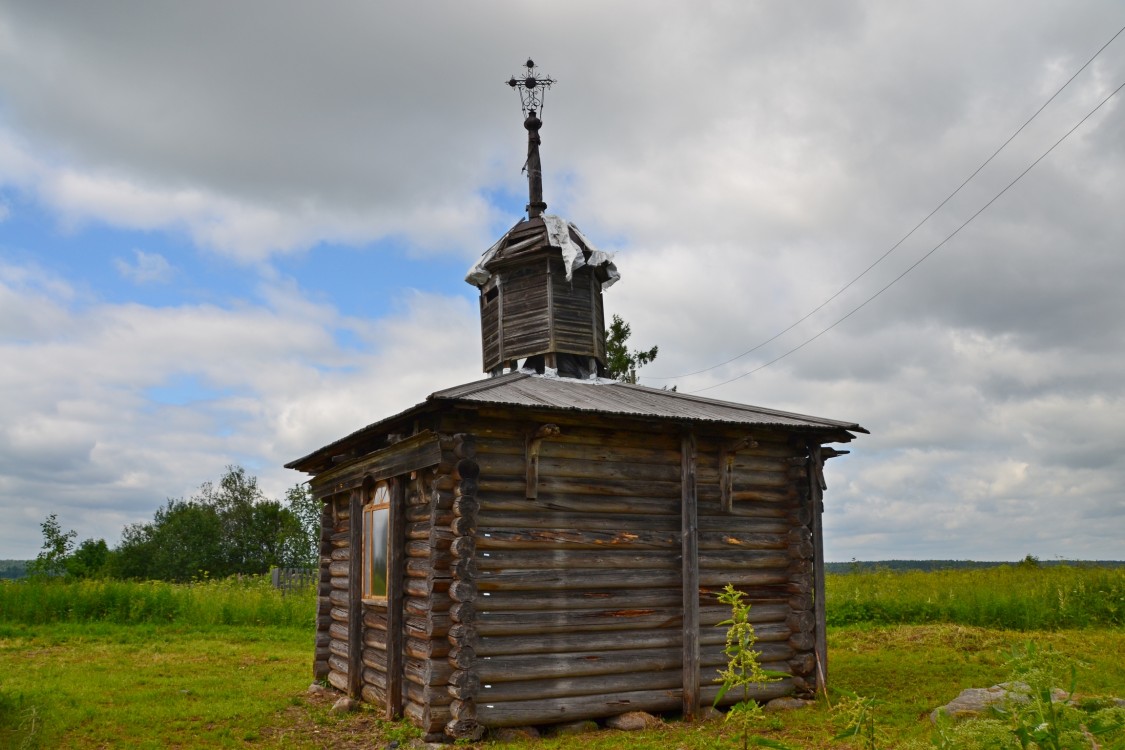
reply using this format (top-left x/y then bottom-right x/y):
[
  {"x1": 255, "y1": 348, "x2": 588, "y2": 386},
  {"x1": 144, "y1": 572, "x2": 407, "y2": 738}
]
[{"x1": 465, "y1": 214, "x2": 620, "y2": 289}]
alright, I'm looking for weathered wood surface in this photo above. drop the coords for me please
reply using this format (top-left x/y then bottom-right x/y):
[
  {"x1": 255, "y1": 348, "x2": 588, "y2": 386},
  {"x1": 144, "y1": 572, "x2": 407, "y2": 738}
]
[
  {"x1": 681, "y1": 430, "x2": 700, "y2": 720},
  {"x1": 475, "y1": 606, "x2": 683, "y2": 636}
]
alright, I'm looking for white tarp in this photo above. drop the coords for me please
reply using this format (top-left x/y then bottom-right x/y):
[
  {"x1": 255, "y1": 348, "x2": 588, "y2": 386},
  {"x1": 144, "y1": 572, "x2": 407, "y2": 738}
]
[{"x1": 465, "y1": 214, "x2": 620, "y2": 290}]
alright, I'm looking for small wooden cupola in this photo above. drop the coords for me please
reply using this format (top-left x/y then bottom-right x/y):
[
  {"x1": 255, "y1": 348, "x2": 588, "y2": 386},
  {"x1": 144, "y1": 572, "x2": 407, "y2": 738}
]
[{"x1": 466, "y1": 60, "x2": 619, "y2": 380}]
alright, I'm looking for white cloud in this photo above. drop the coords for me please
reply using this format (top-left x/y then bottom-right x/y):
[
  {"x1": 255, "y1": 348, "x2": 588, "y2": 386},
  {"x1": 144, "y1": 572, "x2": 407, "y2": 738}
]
[
  {"x1": 1, "y1": 2, "x2": 1124, "y2": 561},
  {"x1": 114, "y1": 249, "x2": 174, "y2": 284}
]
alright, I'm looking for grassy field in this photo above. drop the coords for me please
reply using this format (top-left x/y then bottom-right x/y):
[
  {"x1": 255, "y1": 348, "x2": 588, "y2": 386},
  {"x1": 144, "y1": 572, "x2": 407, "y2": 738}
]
[{"x1": 0, "y1": 566, "x2": 1121, "y2": 749}]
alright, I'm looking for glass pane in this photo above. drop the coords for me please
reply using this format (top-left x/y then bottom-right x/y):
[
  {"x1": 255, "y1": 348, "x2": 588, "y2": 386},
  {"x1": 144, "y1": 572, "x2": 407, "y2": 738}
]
[{"x1": 365, "y1": 505, "x2": 389, "y2": 598}]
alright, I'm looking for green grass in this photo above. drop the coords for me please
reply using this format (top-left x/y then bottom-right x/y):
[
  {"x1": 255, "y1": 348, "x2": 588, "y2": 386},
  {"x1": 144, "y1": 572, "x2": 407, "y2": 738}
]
[
  {"x1": 825, "y1": 564, "x2": 1124, "y2": 629},
  {"x1": 1, "y1": 567, "x2": 1122, "y2": 748},
  {"x1": 0, "y1": 575, "x2": 315, "y2": 628}
]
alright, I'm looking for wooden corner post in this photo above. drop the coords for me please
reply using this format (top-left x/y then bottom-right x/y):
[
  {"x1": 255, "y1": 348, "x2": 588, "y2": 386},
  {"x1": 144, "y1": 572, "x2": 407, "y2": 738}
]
[
  {"x1": 808, "y1": 443, "x2": 828, "y2": 690},
  {"x1": 681, "y1": 430, "x2": 700, "y2": 719},
  {"x1": 385, "y1": 476, "x2": 406, "y2": 719},
  {"x1": 347, "y1": 488, "x2": 363, "y2": 698}
]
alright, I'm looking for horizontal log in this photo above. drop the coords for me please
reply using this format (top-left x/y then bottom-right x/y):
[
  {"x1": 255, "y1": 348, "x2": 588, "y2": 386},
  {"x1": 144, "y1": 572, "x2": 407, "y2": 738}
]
[
  {"x1": 362, "y1": 647, "x2": 387, "y2": 672},
  {"x1": 330, "y1": 606, "x2": 348, "y2": 623},
  {"x1": 406, "y1": 636, "x2": 450, "y2": 660},
  {"x1": 329, "y1": 640, "x2": 348, "y2": 659},
  {"x1": 477, "y1": 437, "x2": 682, "y2": 463},
  {"x1": 477, "y1": 586, "x2": 681, "y2": 612},
  {"x1": 327, "y1": 669, "x2": 348, "y2": 693},
  {"x1": 475, "y1": 509, "x2": 679, "y2": 533},
  {"x1": 476, "y1": 629, "x2": 678, "y2": 656},
  {"x1": 405, "y1": 656, "x2": 452, "y2": 687},
  {"x1": 362, "y1": 608, "x2": 388, "y2": 629},
  {"x1": 477, "y1": 607, "x2": 682, "y2": 637},
  {"x1": 477, "y1": 567, "x2": 679, "y2": 592},
  {"x1": 328, "y1": 589, "x2": 349, "y2": 607},
  {"x1": 362, "y1": 665, "x2": 387, "y2": 689},
  {"x1": 699, "y1": 529, "x2": 790, "y2": 549},
  {"x1": 405, "y1": 613, "x2": 450, "y2": 639},
  {"x1": 473, "y1": 687, "x2": 683, "y2": 728},
  {"x1": 701, "y1": 603, "x2": 790, "y2": 626},
  {"x1": 788, "y1": 632, "x2": 815, "y2": 651},
  {"x1": 330, "y1": 575, "x2": 348, "y2": 591},
  {"x1": 477, "y1": 548, "x2": 679, "y2": 571},
  {"x1": 329, "y1": 560, "x2": 349, "y2": 577},
  {"x1": 406, "y1": 680, "x2": 453, "y2": 707},
  {"x1": 405, "y1": 577, "x2": 450, "y2": 598},
  {"x1": 477, "y1": 453, "x2": 684, "y2": 483},
  {"x1": 698, "y1": 569, "x2": 790, "y2": 587},
  {"x1": 363, "y1": 628, "x2": 387, "y2": 650},
  {"x1": 360, "y1": 682, "x2": 387, "y2": 709},
  {"x1": 477, "y1": 646, "x2": 681, "y2": 683},
  {"x1": 480, "y1": 669, "x2": 682, "y2": 703},
  {"x1": 330, "y1": 547, "x2": 350, "y2": 561},
  {"x1": 482, "y1": 495, "x2": 680, "y2": 522},
  {"x1": 478, "y1": 476, "x2": 681, "y2": 499},
  {"x1": 404, "y1": 700, "x2": 451, "y2": 734},
  {"x1": 329, "y1": 622, "x2": 348, "y2": 642},
  {"x1": 328, "y1": 654, "x2": 348, "y2": 676},
  {"x1": 476, "y1": 527, "x2": 677, "y2": 551}
]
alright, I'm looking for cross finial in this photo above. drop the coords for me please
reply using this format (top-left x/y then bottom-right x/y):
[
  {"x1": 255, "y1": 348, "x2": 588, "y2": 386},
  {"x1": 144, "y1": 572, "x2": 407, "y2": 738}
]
[
  {"x1": 507, "y1": 58, "x2": 555, "y2": 118},
  {"x1": 506, "y1": 59, "x2": 555, "y2": 219}
]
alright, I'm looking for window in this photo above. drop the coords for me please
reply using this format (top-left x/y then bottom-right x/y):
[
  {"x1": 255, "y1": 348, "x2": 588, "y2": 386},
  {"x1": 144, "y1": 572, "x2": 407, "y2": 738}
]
[{"x1": 362, "y1": 482, "x2": 390, "y2": 600}]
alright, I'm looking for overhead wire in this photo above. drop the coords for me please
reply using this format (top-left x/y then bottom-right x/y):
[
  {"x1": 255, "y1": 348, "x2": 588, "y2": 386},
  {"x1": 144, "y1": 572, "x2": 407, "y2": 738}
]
[
  {"x1": 646, "y1": 23, "x2": 1125, "y2": 382},
  {"x1": 685, "y1": 77, "x2": 1125, "y2": 394}
]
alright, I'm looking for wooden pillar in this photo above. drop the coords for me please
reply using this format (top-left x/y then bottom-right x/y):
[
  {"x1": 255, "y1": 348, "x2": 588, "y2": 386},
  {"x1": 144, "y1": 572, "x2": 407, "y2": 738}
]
[
  {"x1": 680, "y1": 430, "x2": 700, "y2": 719},
  {"x1": 385, "y1": 477, "x2": 407, "y2": 719},
  {"x1": 808, "y1": 444, "x2": 828, "y2": 689},
  {"x1": 347, "y1": 489, "x2": 363, "y2": 698}
]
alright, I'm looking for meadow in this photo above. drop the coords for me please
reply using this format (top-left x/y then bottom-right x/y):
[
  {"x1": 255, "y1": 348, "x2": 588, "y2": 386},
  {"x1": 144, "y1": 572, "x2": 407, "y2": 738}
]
[{"x1": 0, "y1": 565, "x2": 1121, "y2": 749}]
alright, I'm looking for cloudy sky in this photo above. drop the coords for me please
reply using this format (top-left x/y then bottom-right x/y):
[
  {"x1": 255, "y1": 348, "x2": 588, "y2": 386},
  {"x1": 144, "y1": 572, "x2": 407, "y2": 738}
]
[{"x1": 2, "y1": 1, "x2": 1123, "y2": 562}]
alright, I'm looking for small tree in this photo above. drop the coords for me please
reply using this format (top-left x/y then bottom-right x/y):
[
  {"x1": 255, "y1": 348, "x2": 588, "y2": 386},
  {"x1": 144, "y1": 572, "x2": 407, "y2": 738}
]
[
  {"x1": 283, "y1": 484, "x2": 320, "y2": 568},
  {"x1": 27, "y1": 513, "x2": 77, "y2": 578},
  {"x1": 605, "y1": 314, "x2": 659, "y2": 384}
]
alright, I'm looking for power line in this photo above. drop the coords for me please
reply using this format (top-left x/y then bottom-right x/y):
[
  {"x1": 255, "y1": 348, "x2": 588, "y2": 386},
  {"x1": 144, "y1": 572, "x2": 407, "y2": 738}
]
[
  {"x1": 686, "y1": 77, "x2": 1125, "y2": 395},
  {"x1": 648, "y1": 23, "x2": 1125, "y2": 381}
]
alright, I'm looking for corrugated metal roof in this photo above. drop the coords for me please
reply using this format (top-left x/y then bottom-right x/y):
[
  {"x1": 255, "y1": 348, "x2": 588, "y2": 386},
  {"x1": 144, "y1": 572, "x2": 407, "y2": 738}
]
[
  {"x1": 287, "y1": 372, "x2": 865, "y2": 472},
  {"x1": 432, "y1": 372, "x2": 867, "y2": 432}
]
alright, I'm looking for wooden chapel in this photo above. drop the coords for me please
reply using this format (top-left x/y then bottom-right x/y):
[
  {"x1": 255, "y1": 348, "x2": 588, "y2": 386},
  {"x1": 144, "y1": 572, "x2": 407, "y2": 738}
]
[{"x1": 285, "y1": 60, "x2": 866, "y2": 742}]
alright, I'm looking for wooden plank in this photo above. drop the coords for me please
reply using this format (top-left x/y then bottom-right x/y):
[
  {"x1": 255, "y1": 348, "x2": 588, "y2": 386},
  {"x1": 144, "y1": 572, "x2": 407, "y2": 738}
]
[
  {"x1": 385, "y1": 476, "x2": 406, "y2": 720},
  {"x1": 681, "y1": 431, "x2": 700, "y2": 721},
  {"x1": 809, "y1": 443, "x2": 828, "y2": 692},
  {"x1": 347, "y1": 489, "x2": 363, "y2": 698},
  {"x1": 476, "y1": 548, "x2": 680, "y2": 571},
  {"x1": 310, "y1": 431, "x2": 443, "y2": 498},
  {"x1": 475, "y1": 527, "x2": 677, "y2": 551}
]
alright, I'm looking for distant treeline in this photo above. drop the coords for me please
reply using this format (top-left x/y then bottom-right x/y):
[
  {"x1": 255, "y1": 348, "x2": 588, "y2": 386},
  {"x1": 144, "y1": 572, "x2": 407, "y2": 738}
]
[
  {"x1": 0, "y1": 560, "x2": 28, "y2": 579},
  {"x1": 826, "y1": 558, "x2": 1125, "y2": 574}
]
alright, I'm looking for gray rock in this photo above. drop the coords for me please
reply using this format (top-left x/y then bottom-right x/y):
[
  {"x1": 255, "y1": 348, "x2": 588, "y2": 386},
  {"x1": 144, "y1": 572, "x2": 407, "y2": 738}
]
[
  {"x1": 697, "y1": 706, "x2": 724, "y2": 722},
  {"x1": 330, "y1": 697, "x2": 360, "y2": 714},
  {"x1": 307, "y1": 683, "x2": 329, "y2": 696},
  {"x1": 764, "y1": 697, "x2": 814, "y2": 713},
  {"x1": 550, "y1": 719, "x2": 599, "y2": 736},
  {"x1": 490, "y1": 726, "x2": 540, "y2": 741},
  {"x1": 931, "y1": 682, "x2": 1069, "y2": 724},
  {"x1": 606, "y1": 711, "x2": 661, "y2": 731}
]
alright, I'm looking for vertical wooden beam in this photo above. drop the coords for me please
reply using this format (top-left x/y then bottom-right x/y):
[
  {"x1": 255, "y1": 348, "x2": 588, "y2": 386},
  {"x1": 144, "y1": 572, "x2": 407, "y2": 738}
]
[
  {"x1": 808, "y1": 443, "x2": 828, "y2": 690},
  {"x1": 385, "y1": 477, "x2": 407, "y2": 719},
  {"x1": 680, "y1": 430, "x2": 700, "y2": 720},
  {"x1": 346, "y1": 488, "x2": 363, "y2": 698}
]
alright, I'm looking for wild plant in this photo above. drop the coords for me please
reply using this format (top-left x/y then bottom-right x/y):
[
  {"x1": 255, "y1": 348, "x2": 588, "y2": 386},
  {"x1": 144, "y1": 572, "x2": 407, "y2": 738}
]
[
  {"x1": 832, "y1": 689, "x2": 884, "y2": 750},
  {"x1": 713, "y1": 583, "x2": 792, "y2": 750},
  {"x1": 932, "y1": 642, "x2": 1125, "y2": 750}
]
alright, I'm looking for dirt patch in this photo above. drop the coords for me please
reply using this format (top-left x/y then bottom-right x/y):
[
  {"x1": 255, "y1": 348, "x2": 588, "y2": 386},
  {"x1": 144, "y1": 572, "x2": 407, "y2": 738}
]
[{"x1": 259, "y1": 690, "x2": 413, "y2": 750}]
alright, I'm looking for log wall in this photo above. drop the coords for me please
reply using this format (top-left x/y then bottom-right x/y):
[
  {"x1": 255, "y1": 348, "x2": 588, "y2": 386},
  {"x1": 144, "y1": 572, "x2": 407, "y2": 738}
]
[{"x1": 428, "y1": 412, "x2": 811, "y2": 733}]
